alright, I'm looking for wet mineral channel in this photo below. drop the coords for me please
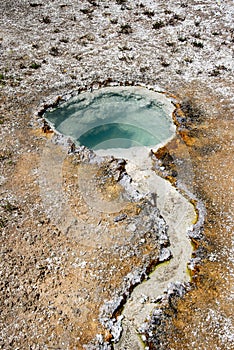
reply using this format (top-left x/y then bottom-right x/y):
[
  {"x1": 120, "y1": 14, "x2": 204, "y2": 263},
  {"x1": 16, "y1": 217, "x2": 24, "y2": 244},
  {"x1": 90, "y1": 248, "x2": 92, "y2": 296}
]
[{"x1": 42, "y1": 86, "x2": 199, "y2": 349}]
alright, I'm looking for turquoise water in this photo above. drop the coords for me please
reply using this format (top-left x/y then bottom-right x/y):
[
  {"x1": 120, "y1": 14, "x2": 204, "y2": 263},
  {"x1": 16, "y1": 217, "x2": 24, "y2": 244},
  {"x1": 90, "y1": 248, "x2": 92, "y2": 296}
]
[
  {"x1": 44, "y1": 87, "x2": 174, "y2": 150},
  {"x1": 78, "y1": 123, "x2": 158, "y2": 150}
]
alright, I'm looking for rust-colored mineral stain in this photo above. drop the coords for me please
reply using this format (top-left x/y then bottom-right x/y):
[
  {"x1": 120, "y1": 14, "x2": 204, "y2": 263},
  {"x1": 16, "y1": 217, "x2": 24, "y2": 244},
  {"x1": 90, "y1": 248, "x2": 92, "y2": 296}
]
[{"x1": 148, "y1": 85, "x2": 233, "y2": 349}]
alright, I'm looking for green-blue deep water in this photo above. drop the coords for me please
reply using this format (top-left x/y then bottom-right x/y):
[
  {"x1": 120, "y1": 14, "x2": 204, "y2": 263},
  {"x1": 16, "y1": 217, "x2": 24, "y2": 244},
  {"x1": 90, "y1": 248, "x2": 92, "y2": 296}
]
[{"x1": 45, "y1": 87, "x2": 174, "y2": 150}]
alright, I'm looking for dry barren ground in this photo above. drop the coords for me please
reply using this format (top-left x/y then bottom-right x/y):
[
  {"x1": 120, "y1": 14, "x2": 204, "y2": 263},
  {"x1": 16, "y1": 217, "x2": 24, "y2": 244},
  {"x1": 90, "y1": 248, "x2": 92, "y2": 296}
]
[{"x1": 0, "y1": 1, "x2": 233, "y2": 349}]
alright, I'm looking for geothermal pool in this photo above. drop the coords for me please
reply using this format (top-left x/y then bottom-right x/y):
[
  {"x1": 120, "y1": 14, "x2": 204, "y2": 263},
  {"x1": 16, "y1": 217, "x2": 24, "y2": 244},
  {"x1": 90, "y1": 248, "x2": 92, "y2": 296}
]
[
  {"x1": 43, "y1": 86, "x2": 196, "y2": 349},
  {"x1": 44, "y1": 86, "x2": 175, "y2": 154}
]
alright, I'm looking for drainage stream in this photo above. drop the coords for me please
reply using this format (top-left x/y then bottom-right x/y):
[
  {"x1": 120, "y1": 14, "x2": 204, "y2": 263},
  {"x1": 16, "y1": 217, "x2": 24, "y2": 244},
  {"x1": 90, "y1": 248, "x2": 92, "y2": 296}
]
[{"x1": 44, "y1": 86, "x2": 196, "y2": 348}]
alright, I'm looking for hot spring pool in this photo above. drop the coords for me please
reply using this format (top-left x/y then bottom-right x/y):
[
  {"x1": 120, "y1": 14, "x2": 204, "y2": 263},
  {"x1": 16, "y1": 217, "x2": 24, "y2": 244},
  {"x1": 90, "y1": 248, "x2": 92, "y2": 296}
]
[
  {"x1": 44, "y1": 86, "x2": 175, "y2": 153},
  {"x1": 41, "y1": 87, "x2": 196, "y2": 349}
]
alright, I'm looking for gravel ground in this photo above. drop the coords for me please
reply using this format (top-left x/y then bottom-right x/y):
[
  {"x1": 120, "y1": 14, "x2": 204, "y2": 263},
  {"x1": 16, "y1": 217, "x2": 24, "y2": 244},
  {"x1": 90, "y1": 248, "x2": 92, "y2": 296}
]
[{"x1": 0, "y1": 1, "x2": 233, "y2": 349}]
